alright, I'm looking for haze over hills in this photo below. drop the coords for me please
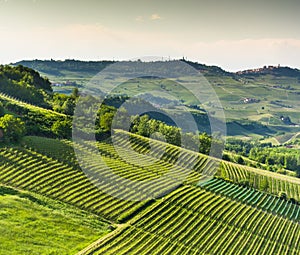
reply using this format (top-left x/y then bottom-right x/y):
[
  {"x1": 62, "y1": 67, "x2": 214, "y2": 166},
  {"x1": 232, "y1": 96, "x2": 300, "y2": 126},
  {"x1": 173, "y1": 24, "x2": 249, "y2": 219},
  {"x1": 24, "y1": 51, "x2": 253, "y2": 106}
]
[
  {"x1": 14, "y1": 59, "x2": 300, "y2": 78},
  {"x1": 12, "y1": 59, "x2": 300, "y2": 143}
]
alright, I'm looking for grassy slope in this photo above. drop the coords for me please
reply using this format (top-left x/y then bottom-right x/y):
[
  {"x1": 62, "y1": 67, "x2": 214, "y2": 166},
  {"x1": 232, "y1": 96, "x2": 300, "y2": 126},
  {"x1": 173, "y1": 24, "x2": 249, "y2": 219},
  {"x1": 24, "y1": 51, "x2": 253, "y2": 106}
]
[{"x1": 0, "y1": 185, "x2": 111, "y2": 255}]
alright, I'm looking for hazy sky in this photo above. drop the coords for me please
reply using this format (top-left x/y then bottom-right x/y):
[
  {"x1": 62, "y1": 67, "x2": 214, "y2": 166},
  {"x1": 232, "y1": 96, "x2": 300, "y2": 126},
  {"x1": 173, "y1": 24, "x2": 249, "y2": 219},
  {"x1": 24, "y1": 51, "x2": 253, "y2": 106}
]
[{"x1": 0, "y1": 0, "x2": 300, "y2": 71}]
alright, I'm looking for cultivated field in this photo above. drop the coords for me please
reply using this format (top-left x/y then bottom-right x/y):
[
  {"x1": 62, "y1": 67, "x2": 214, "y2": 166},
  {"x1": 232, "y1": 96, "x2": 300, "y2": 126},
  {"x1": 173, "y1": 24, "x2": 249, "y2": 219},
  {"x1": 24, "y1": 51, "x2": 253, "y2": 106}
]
[{"x1": 1, "y1": 130, "x2": 300, "y2": 254}]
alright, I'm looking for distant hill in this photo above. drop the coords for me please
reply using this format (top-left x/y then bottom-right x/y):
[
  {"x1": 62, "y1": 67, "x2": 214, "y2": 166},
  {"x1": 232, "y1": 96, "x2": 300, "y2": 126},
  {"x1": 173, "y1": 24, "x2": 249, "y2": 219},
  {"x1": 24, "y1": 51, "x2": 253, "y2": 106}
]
[
  {"x1": 13, "y1": 59, "x2": 234, "y2": 78},
  {"x1": 14, "y1": 59, "x2": 300, "y2": 78},
  {"x1": 14, "y1": 59, "x2": 115, "y2": 77},
  {"x1": 181, "y1": 59, "x2": 233, "y2": 76},
  {"x1": 236, "y1": 65, "x2": 300, "y2": 78}
]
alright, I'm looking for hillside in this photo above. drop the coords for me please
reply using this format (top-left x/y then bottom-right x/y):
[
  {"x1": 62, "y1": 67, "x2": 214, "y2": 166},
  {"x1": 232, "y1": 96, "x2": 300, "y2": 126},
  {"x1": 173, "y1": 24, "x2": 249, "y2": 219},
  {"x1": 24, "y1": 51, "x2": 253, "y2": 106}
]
[
  {"x1": 0, "y1": 65, "x2": 52, "y2": 107},
  {"x1": 13, "y1": 59, "x2": 300, "y2": 142},
  {"x1": 0, "y1": 60, "x2": 300, "y2": 254},
  {"x1": 14, "y1": 59, "x2": 115, "y2": 77},
  {"x1": 1, "y1": 62, "x2": 299, "y2": 172},
  {"x1": 237, "y1": 65, "x2": 300, "y2": 77},
  {"x1": 1, "y1": 130, "x2": 300, "y2": 254}
]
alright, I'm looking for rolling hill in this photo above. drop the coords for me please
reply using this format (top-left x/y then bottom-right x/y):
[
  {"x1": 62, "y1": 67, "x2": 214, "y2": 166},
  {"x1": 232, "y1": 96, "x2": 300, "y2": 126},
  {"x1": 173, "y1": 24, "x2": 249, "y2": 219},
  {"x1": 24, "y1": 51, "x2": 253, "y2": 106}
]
[
  {"x1": 13, "y1": 59, "x2": 300, "y2": 142},
  {"x1": 1, "y1": 61, "x2": 300, "y2": 254}
]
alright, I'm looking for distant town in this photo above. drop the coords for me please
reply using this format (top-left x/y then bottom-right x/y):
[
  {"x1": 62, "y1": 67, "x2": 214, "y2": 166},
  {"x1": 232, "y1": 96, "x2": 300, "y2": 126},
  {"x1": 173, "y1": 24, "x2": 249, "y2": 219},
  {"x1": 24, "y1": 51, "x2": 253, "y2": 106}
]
[{"x1": 236, "y1": 65, "x2": 281, "y2": 75}]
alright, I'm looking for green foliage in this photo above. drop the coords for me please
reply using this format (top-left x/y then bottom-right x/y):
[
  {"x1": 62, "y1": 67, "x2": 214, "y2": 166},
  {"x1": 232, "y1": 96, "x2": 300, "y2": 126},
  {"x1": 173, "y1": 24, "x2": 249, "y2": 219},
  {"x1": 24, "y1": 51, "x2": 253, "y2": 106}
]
[
  {"x1": 136, "y1": 115, "x2": 151, "y2": 137},
  {"x1": 202, "y1": 178, "x2": 299, "y2": 220},
  {"x1": 92, "y1": 182, "x2": 300, "y2": 254},
  {"x1": 76, "y1": 97, "x2": 217, "y2": 153},
  {"x1": 3, "y1": 60, "x2": 300, "y2": 254},
  {"x1": 259, "y1": 177, "x2": 269, "y2": 191},
  {"x1": 2, "y1": 127, "x2": 300, "y2": 253},
  {"x1": 222, "y1": 153, "x2": 230, "y2": 161},
  {"x1": 0, "y1": 102, "x2": 4, "y2": 117},
  {"x1": 116, "y1": 200, "x2": 154, "y2": 223},
  {"x1": 100, "y1": 111, "x2": 115, "y2": 132},
  {"x1": 236, "y1": 155, "x2": 245, "y2": 165},
  {"x1": 249, "y1": 146, "x2": 300, "y2": 174},
  {"x1": 52, "y1": 89, "x2": 78, "y2": 115},
  {"x1": 51, "y1": 119, "x2": 72, "y2": 138},
  {"x1": 0, "y1": 114, "x2": 25, "y2": 142},
  {"x1": 22, "y1": 136, "x2": 78, "y2": 167},
  {"x1": 0, "y1": 144, "x2": 150, "y2": 222},
  {"x1": 198, "y1": 132, "x2": 211, "y2": 154},
  {"x1": 220, "y1": 159, "x2": 300, "y2": 201},
  {"x1": 0, "y1": 65, "x2": 52, "y2": 107},
  {"x1": 0, "y1": 93, "x2": 71, "y2": 138}
]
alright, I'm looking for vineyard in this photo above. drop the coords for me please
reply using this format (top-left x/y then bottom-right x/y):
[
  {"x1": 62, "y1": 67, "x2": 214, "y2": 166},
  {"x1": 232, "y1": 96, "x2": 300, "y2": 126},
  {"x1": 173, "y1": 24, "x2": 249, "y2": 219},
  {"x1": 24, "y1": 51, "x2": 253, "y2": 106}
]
[
  {"x1": 2, "y1": 130, "x2": 300, "y2": 254},
  {"x1": 83, "y1": 185, "x2": 300, "y2": 254},
  {"x1": 200, "y1": 178, "x2": 300, "y2": 221},
  {"x1": 0, "y1": 92, "x2": 65, "y2": 117},
  {"x1": 0, "y1": 145, "x2": 150, "y2": 222}
]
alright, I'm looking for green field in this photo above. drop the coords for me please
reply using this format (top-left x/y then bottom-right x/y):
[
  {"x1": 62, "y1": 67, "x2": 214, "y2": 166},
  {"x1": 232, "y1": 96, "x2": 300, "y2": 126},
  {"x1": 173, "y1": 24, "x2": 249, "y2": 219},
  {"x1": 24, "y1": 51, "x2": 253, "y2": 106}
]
[
  {"x1": 0, "y1": 131, "x2": 299, "y2": 254},
  {"x1": 0, "y1": 186, "x2": 110, "y2": 255}
]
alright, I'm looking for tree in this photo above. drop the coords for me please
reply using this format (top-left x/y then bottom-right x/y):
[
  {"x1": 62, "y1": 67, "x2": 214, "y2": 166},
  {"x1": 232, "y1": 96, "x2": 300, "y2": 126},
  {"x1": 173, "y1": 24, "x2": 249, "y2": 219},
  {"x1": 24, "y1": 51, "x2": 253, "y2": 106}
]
[
  {"x1": 279, "y1": 191, "x2": 288, "y2": 201},
  {"x1": 100, "y1": 112, "x2": 115, "y2": 132},
  {"x1": 266, "y1": 157, "x2": 275, "y2": 165},
  {"x1": 71, "y1": 87, "x2": 79, "y2": 99},
  {"x1": 285, "y1": 155, "x2": 298, "y2": 171},
  {"x1": 51, "y1": 119, "x2": 71, "y2": 138},
  {"x1": 62, "y1": 98, "x2": 75, "y2": 115},
  {"x1": 199, "y1": 133, "x2": 211, "y2": 155},
  {"x1": 159, "y1": 124, "x2": 181, "y2": 146},
  {"x1": 112, "y1": 107, "x2": 130, "y2": 129},
  {"x1": 0, "y1": 114, "x2": 26, "y2": 142},
  {"x1": 222, "y1": 154, "x2": 231, "y2": 161},
  {"x1": 236, "y1": 156, "x2": 245, "y2": 165},
  {"x1": 0, "y1": 102, "x2": 4, "y2": 117},
  {"x1": 137, "y1": 115, "x2": 150, "y2": 137}
]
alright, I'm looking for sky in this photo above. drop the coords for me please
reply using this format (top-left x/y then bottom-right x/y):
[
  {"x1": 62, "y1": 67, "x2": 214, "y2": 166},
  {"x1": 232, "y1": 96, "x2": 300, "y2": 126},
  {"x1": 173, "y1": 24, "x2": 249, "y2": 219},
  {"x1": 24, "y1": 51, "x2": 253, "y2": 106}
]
[{"x1": 0, "y1": 0, "x2": 300, "y2": 71}]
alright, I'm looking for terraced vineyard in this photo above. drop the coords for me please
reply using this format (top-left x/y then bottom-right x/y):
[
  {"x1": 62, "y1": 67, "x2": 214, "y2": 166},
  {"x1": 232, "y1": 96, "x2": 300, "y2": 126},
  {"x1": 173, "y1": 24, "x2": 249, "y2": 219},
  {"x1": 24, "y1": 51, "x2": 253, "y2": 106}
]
[
  {"x1": 0, "y1": 92, "x2": 65, "y2": 117},
  {"x1": 219, "y1": 160, "x2": 300, "y2": 201},
  {"x1": 111, "y1": 130, "x2": 300, "y2": 199},
  {"x1": 200, "y1": 178, "x2": 300, "y2": 221},
  {"x1": 2, "y1": 130, "x2": 300, "y2": 254},
  {"x1": 0, "y1": 146, "x2": 149, "y2": 222},
  {"x1": 83, "y1": 185, "x2": 300, "y2": 255},
  {"x1": 1, "y1": 132, "x2": 207, "y2": 222}
]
